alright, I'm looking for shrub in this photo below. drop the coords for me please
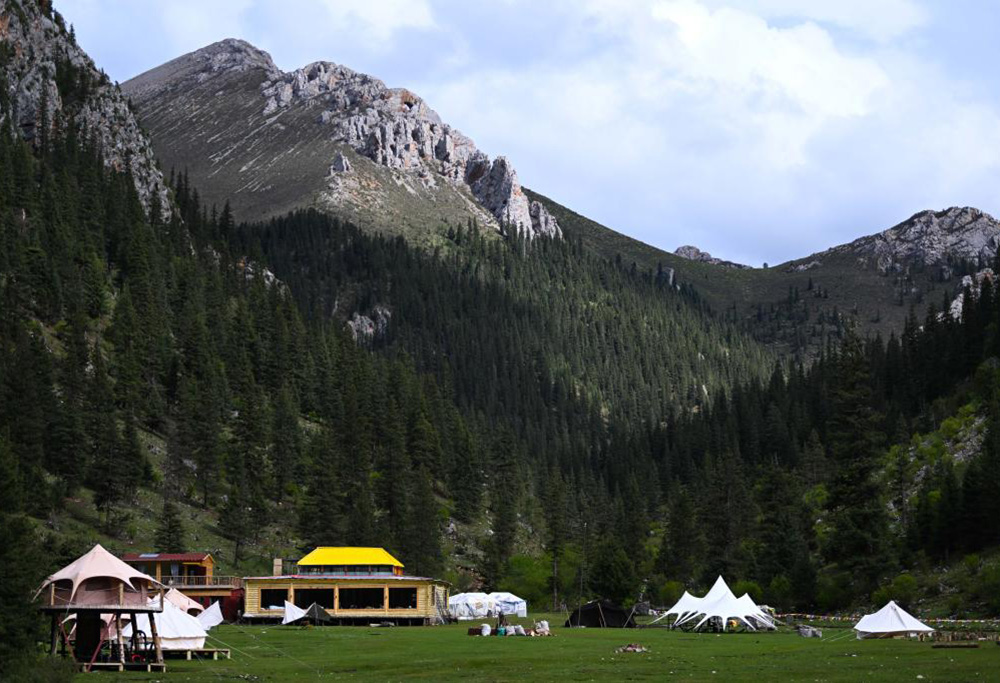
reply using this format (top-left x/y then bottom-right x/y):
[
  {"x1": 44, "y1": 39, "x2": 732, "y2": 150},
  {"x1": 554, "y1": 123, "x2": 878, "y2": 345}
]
[
  {"x1": 732, "y1": 579, "x2": 763, "y2": 604},
  {"x1": 767, "y1": 574, "x2": 793, "y2": 609}
]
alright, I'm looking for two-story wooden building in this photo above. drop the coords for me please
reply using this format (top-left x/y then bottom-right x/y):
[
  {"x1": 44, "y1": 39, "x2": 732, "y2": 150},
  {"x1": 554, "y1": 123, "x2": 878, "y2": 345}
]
[
  {"x1": 243, "y1": 547, "x2": 450, "y2": 625},
  {"x1": 121, "y1": 552, "x2": 243, "y2": 619}
]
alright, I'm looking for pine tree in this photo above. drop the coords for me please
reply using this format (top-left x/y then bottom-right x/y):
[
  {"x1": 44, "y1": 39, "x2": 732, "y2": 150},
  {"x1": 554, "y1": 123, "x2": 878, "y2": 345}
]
[
  {"x1": 155, "y1": 500, "x2": 187, "y2": 552},
  {"x1": 824, "y1": 332, "x2": 889, "y2": 592}
]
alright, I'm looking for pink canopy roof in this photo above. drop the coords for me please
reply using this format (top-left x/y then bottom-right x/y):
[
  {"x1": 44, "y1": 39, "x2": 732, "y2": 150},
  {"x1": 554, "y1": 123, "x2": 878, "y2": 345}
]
[{"x1": 38, "y1": 544, "x2": 161, "y2": 602}]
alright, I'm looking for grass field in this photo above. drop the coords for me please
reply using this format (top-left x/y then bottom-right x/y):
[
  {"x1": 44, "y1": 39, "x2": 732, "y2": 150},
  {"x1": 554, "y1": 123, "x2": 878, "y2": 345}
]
[{"x1": 91, "y1": 614, "x2": 1000, "y2": 682}]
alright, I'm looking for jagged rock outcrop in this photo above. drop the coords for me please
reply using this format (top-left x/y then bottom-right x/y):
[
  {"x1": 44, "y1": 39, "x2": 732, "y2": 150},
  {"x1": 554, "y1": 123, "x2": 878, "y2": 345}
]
[
  {"x1": 0, "y1": 0, "x2": 169, "y2": 216},
  {"x1": 946, "y1": 268, "x2": 994, "y2": 319},
  {"x1": 836, "y1": 207, "x2": 1000, "y2": 274},
  {"x1": 124, "y1": 39, "x2": 560, "y2": 239},
  {"x1": 347, "y1": 304, "x2": 391, "y2": 343},
  {"x1": 674, "y1": 245, "x2": 751, "y2": 269}
]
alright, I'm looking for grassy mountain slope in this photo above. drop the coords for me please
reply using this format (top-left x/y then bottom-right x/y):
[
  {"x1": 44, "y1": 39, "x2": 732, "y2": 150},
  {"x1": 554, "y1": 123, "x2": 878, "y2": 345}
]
[{"x1": 528, "y1": 189, "x2": 988, "y2": 356}]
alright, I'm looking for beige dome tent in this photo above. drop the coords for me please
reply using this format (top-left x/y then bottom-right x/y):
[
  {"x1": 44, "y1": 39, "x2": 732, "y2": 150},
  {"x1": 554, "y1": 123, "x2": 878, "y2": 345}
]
[
  {"x1": 164, "y1": 588, "x2": 204, "y2": 615},
  {"x1": 854, "y1": 601, "x2": 934, "y2": 639}
]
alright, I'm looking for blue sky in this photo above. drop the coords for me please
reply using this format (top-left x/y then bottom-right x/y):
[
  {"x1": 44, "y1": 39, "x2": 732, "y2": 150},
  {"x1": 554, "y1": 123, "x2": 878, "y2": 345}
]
[{"x1": 64, "y1": 1, "x2": 1000, "y2": 265}]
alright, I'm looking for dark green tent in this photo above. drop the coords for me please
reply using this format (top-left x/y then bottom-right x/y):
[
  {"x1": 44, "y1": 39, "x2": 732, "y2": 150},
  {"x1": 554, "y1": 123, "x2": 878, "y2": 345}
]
[{"x1": 565, "y1": 600, "x2": 635, "y2": 628}]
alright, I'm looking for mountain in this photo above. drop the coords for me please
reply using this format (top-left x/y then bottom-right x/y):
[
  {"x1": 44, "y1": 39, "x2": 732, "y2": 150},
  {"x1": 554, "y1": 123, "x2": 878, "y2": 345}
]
[
  {"x1": 0, "y1": 0, "x2": 168, "y2": 212},
  {"x1": 122, "y1": 39, "x2": 559, "y2": 245},
  {"x1": 528, "y1": 188, "x2": 1000, "y2": 356}
]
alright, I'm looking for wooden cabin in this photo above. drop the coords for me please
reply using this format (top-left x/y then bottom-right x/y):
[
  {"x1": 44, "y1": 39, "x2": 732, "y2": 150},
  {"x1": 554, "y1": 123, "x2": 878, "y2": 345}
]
[
  {"x1": 122, "y1": 552, "x2": 242, "y2": 618},
  {"x1": 243, "y1": 547, "x2": 450, "y2": 625}
]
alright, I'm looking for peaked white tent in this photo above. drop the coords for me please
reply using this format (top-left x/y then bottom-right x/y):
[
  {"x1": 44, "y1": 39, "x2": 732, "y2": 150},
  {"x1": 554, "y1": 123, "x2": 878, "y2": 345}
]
[
  {"x1": 488, "y1": 592, "x2": 528, "y2": 617},
  {"x1": 197, "y1": 601, "x2": 225, "y2": 630},
  {"x1": 652, "y1": 577, "x2": 775, "y2": 631},
  {"x1": 165, "y1": 588, "x2": 204, "y2": 615},
  {"x1": 281, "y1": 600, "x2": 306, "y2": 625},
  {"x1": 854, "y1": 601, "x2": 934, "y2": 639},
  {"x1": 123, "y1": 599, "x2": 207, "y2": 650},
  {"x1": 448, "y1": 592, "x2": 497, "y2": 620}
]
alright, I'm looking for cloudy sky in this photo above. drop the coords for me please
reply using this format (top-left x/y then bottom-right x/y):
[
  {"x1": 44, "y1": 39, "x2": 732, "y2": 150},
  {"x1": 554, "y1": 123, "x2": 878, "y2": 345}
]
[{"x1": 65, "y1": 0, "x2": 1000, "y2": 265}]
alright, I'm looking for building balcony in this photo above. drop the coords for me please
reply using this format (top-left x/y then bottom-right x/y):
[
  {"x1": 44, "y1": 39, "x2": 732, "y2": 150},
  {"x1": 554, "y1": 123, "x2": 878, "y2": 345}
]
[{"x1": 160, "y1": 575, "x2": 242, "y2": 589}]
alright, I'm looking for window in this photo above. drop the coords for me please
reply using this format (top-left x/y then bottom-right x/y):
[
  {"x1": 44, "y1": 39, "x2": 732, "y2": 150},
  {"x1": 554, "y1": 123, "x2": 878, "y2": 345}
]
[
  {"x1": 294, "y1": 589, "x2": 334, "y2": 609},
  {"x1": 260, "y1": 588, "x2": 288, "y2": 609},
  {"x1": 339, "y1": 588, "x2": 384, "y2": 609},
  {"x1": 388, "y1": 588, "x2": 418, "y2": 609}
]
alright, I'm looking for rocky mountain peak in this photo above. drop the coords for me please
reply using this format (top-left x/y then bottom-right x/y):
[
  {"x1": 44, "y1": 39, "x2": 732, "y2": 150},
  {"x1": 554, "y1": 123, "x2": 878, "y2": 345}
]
[
  {"x1": 674, "y1": 245, "x2": 751, "y2": 269},
  {"x1": 837, "y1": 206, "x2": 1000, "y2": 274},
  {"x1": 0, "y1": 0, "x2": 169, "y2": 215},
  {"x1": 123, "y1": 39, "x2": 560, "y2": 240}
]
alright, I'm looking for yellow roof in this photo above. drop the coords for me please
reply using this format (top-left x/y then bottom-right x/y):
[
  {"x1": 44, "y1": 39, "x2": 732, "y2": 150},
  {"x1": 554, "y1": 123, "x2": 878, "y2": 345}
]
[{"x1": 297, "y1": 547, "x2": 403, "y2": 568}]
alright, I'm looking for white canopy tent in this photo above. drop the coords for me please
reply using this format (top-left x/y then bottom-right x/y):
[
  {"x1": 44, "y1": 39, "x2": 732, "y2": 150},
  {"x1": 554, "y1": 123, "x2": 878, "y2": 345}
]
[
  {"x1": 488, "y1": 592, "x2": 527, "y2": 617},
  {"x1": 197, "y1": 601, "x2": 225, "y2": 630},
  {"x1": 448, "y1": 592, "x2": 497, "y2": 620},
  {"x1": 281, "y1": 600, "x2": 306, "y2": 625},
  {"x1": 123, "y1": 598, "x2": 207, "y2": 650},
  {"x1": 652, "y1": 577, "x2": 775, "y2": 631},
  {"x1": 854, "y1": 601, "x2": 934, "y2": 639}
]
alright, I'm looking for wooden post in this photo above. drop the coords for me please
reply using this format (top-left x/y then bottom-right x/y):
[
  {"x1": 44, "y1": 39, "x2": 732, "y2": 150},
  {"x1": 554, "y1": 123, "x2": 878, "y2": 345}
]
[
  {"x1": 49, "y1": 614, "x2": 58, "y2": 655},
  {"x1": 148, "y1": 611, "x2": 164, "y2": 665},
  {"x1": 384, "y1": 586, "x2": 389, "y2": 613},
  {"x1": 115, "y1": 614, "x2": 125, "y2": 664}
]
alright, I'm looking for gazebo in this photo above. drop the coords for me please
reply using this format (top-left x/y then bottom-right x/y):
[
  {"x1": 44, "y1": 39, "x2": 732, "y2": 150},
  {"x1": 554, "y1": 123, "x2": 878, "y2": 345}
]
[{"x1": 36, "y1": 544, "x2": 166, "y2": 672}]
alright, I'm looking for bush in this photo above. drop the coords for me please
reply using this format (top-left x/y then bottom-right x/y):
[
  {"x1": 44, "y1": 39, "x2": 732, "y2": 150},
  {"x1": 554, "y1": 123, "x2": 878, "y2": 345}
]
[
  {"x1": 816, "y1": 571, "x2": 852, "y2": 611},
  {"x1": 872, "y1": 573, "x2": 918, "y2": 609},
  {"x1": 500, "y1": 555, "x2": 550, "y2": 608},
  {"x1": 767, "y1": 574, "x2": 793, "y2": 609},
  {"x1": 975, "y1": 565, "x2": 1000, "y2": 613},
  {"x1": 732, "y1": 580, "x2": 763, "y2": 604},
  {"x1": 655, "y1": 579, "x2": 684, "y2": 608}
]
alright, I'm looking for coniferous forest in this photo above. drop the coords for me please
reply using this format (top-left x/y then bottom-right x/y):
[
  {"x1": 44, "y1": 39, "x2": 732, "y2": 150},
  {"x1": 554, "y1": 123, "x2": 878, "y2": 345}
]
[{"x1": 4, "y1": 4, "x2": 1000, "y2": 677}]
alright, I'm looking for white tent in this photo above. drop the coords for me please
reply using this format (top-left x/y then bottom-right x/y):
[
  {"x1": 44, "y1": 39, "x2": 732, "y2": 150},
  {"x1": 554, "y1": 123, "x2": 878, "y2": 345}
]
[
  {"x1": 281, "y1": 600, "x2": 307, "y2": 625},
  {"x1": 123, "y1": 599, "x2": 207, "y2": 650},
  {"x1": 854, "y1": 601, "x2": 933, "y2": 639},
  {"x1": 197, "y1": 601, "x2": 224, "y2": 630},
  {"x1": 488, "y1": 592, "x2": 527, "y2": 617},
  {"x1": 448, "y1": 592, "x2": 497, "y2": 620},
  {"x1": 165, "y1": 588, "x2": 204, "y2": 615},
  {"x1": 654, "y1": 577, "x2": 775, "y2": 631},
  {"x1": 651, "y1": 591, "x2": 702, "y2": 625}
]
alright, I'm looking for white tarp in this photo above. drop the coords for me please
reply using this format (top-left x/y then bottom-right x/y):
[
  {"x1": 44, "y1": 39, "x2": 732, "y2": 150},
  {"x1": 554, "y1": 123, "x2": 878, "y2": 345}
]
[
  {"x1": 448, "y1": 592, "x2": 497, "y2": 620},
  {"x1": 124, "y1": 599, "x2": 207, "y2": 650},
  {"x1": 197, "y1": 601, "x2": 224, "y2": 630},
  {"x1": 488, "y1": 592, "x2": 528, "y2": 617},
  {"x1": 854, "y1": 601, "x2": 933, "y2": 639},
  {"x1": 655, "y1": 577, "x2": 775, "y2": 631},
  {"x1": 281, "y1": 600, "x2": 306, "y2": 625}
]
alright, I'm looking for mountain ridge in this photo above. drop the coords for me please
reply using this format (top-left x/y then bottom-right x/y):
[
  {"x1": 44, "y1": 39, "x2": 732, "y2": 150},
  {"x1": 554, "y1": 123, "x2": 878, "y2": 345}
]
[{"x1": 123, "y1": 38, "x2": 560, "y2": 242}]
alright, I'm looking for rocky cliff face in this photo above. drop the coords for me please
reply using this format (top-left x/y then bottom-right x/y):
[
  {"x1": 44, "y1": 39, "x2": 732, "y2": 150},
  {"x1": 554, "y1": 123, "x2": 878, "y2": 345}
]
[
  {"x1": 834, "y1": 207, "x2": 1000, "y2": 275},
  {"x1": 0, "y1": 0, "x2": 169, "y2": 215},
  {"x1": 124, "y1": 39, "x2": 559, "y2": 239},
  {"x1": 674, "y1": 245, "x2": 751, "y2": 269}
]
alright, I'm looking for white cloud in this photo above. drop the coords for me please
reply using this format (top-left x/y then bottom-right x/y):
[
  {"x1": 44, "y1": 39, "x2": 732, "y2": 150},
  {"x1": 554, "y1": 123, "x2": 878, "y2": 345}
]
[{"x1": 318, "y1": 0, "x2": 436, "y2": 42}]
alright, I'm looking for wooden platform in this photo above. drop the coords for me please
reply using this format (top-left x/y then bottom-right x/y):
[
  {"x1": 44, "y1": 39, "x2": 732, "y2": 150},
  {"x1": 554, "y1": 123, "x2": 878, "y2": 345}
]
[
  {"x1": 77, "y1": 661, "x2": 167, "y2": 672},
  {"x1": 164, "y1": 648, "x2": 231, "y2": 660}
]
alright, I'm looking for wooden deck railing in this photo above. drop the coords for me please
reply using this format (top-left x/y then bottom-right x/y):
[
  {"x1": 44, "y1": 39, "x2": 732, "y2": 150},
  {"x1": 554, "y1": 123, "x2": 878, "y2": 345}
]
[{"x1": 161, "y1": 575, "x2": 242, "y2": 589}]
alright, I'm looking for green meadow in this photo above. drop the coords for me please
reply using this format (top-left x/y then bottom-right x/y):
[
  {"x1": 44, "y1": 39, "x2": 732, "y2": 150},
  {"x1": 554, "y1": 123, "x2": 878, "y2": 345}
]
[{"x1": 95, "y1": 615, "x2": 1000, "y2": 682}]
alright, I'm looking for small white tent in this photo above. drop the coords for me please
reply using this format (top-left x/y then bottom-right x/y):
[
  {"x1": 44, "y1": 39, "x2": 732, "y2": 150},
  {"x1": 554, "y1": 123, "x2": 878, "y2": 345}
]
[
  {"x1": 854, "y1": 601, "x2": 933, "y2": 639},
  {"x1": 488, "y1": 592, "x2": 527, "y2": 617},
  {"x1": 448, "y1": 592, "x2": 497, "y2": 620},
  {"x1": 281, "y1": 600, "x2": 306, "y2": 625},
  {"x1": 197, "y1": 601, "x2": 224, "y2": 630},
  {"x1": 123, "y1": 599, "x2": 207, "y2": 650}
]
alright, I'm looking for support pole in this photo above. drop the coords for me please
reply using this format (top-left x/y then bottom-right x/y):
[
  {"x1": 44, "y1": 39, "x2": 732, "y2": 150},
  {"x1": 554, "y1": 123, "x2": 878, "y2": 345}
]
[
  {"x1": 115, "y1": 614, "x2": 125, "y2": 664},
  {"x1": 148, "y1": 612, "x2": 164, "y2": 665},
  {"x1": 49, "y1": 614, "x2": 58, "y2": 656}
]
